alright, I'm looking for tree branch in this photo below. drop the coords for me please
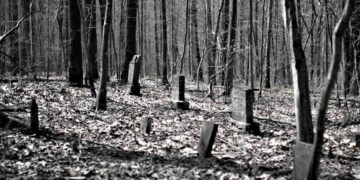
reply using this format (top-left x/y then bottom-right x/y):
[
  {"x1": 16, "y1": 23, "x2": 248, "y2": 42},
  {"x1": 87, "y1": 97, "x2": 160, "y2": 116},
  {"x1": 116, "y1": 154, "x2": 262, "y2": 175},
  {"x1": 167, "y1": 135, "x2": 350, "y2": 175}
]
[{"x1": 0, "y1": 11, "x2": 39, "y2": 44}]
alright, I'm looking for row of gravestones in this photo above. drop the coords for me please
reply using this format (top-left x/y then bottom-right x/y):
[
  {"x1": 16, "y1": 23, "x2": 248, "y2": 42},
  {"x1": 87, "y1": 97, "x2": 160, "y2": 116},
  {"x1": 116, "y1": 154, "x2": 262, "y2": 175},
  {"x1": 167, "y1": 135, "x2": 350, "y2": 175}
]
[
  {"x1": 28, "y1": 55, "x2": 360, "y2": 178},
  {"x1": 127, "y1": 55, "x2": 360, "y2": 179}
]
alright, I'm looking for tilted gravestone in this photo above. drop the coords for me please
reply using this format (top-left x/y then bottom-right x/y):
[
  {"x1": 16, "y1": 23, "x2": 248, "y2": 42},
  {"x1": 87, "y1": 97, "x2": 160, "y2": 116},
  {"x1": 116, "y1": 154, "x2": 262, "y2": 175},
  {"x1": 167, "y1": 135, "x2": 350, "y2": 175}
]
[
  {"x1": 198, "y1": 121, "x2": 218, "y2": 158},
  {"x1": 140, "y1": 116, "x2": 153, "y2": 134},
  {"x1": 356, "y1": 133, "x2": 360, "y2": 147},
  {"x1": 293, "y1": 141, "x2": 315, "y2": 180},
  {"x1": 30, "y1": 98, "x2": 39, "y2": 134},
  {"x1": 171, "y1": 75, "x2": 189, "y2": 110},
  {"x1": 128, "y1": 55, "x2": 142, "y2": 96},
  {"x1": 231, "y1": 86, "x2": 260, "y2": 135}
]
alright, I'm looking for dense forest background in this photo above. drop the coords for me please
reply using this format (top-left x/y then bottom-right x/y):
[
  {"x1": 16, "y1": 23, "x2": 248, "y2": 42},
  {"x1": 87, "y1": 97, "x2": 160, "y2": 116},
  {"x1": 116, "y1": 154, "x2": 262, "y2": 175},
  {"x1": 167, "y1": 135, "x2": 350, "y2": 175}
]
[
  {"x1": 1, "y1": 0, "x2": 359, "y2": 95},
  {"x1": 1, "y1": 0, "x2": 360, "y2": 179}
]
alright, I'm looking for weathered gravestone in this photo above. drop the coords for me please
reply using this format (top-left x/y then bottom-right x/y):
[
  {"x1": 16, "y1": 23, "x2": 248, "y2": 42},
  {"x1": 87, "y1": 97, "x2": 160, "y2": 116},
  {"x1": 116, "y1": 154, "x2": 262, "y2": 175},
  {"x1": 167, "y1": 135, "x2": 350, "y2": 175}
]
[
  {"x1": 140, "y1": 116, "x2": 153, "y2": 134},
  {"x1": 128, "y1": 55, "x2": 142, "y2": 96},
  {"x1": 171, "y1": 75, "x2": 189, "y2": 110},
  {"x1": 356, "y1": 133, "x2": 360, "y2": 147},
  {"x1": 293, "y1": 141, "x2": 315, "y2": 180},
  {"x1": 198, "y1": 121, "x2": 218, "y2": 158},
  {"x1": 231, "y1": 86, "x2": 260, "y2": 135},
  {"x1": 30, "y1": 98, "x2": 39, "y2": 134}
]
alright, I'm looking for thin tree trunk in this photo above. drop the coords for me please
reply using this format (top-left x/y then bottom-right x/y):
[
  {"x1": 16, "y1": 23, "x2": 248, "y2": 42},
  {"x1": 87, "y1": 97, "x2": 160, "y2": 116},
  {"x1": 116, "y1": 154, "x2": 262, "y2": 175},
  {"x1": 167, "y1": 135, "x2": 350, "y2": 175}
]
[
  {"x1": 96, "y1": 0, "x2": 112, "y2": 110},
  {"x1": 282, "y1": 0, "x2": 314, "y2": 143},
  {"x1": 311, "y1": 0, "x2": 355, "y2": 178},
  {"x1": 224, "y1": 0, "x2": 237, "y2": 95},
  {"x1": 264, "y1": 0, "x2": 274, "y2": 89},
  {"x1": 161, "y1": 0, "x2": 169, "y2": 85}
]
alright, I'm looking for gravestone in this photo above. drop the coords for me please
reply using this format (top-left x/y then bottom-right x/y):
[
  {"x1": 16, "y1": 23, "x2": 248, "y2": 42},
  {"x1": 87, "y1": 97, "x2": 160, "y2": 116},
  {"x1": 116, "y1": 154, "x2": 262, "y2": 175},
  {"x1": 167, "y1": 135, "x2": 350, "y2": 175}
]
[
  {"x1": 128, "y1": 55, "x2": 142, "y2": 96},
  {"x1": 198, "y1": 121, "x2": 218, "y2": 158},
  {"x1": 171, "y1": 75, "x2": 189, "y2": 110},
  {"x1": 356, "y1": 133, "x2": 360, "y2": 147},
  {"x1": 293, "y1": 141, "x2": 315, "y2": 180},
  {"x1": 231, "y1": 86, "x2": 260, "y2": 135},
  {"x1": 140, "y1": 116, "x2": 153, "y2": 134},
  {"x1": 30, "y1": 98, "x2": 39, "y2": 134}
]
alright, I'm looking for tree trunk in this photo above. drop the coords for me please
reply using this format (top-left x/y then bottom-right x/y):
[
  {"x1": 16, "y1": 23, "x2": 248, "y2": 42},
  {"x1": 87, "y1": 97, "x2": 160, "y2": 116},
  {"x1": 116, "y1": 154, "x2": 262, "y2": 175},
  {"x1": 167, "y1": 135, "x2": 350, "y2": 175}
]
[
  {"x1": 190, "y1": 0, "x2": 203, "y2": 82},
  {"x1": 224, "y1": 0, "x2": 237, "y2": 95},
  {"x1": 206, "y1": 0, "x2": 216, "y2": 84},
  {"x1": 218, "y1": 0, "x2": 229, "y2": 86},
  {"x1": 68, "y1": 0, "x2": 83, "y2": 87},
  {"x1": 282, "y1": 0, "x2": 314, "y2": 143},
  {"x1": 264, "y1": 0, "x2": 274, "y2": 89},
  {"x1": 154, "y1": 0, "x2": 161, "y2": 78},
  {"x1": 96, "y1": 0, "x2": 112, "y2": 111},
  {"x1": 311, "y1": 0, "x2": 355, "y2": 178},
  {"x1": 161, "y1": 0, "x2": 169, "y2": 85},
  {"x1": 120, "y1": 0, "x2": 138, "y2": 83},
  {"x1": 85, "y1": 0, "x2": 99, "y2": 80}
]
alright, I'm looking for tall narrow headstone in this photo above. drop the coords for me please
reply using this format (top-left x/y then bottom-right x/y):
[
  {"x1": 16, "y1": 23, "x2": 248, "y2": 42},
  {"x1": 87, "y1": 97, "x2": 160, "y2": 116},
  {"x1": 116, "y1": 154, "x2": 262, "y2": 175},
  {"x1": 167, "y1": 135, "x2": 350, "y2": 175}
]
[
  {"x1": 231, "y1": 86, "x2": 260, "y2": 135},
  {"x1": 140, "y1": 116, "x2": 153, "y2": 134},
  {"x1": 293, "y1": 141, "x2": 315, "y2": 180},
  {"x1": 128, "y1": 55, "x2": 142, "y2": 96},
  {"x1": 198, "y1": 121, "x2": 218, "y2": 158},
  {"x1": 30, "y1": 98, "x2": 39, "y2": 134},
  {"x1": 171, "y1": 75, "x2": 189, "y2": 110}
]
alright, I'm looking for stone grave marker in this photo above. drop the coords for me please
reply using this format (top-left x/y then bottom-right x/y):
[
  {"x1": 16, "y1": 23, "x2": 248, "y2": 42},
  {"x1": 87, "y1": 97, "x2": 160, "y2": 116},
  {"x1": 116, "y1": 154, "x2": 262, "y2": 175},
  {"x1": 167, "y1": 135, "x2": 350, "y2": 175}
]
[
  {"x1": 171, "y1": 75, "x2": 189, "y2": 110},
  {"x1": 198, "y1": 121, "x2": 218, "y2": 158},
  {"x1": 30, "y1": 98, "x2": 39, "y2": 134},
  {"x1": 293, "y1": 141, "x2": 315, "y2": 180},
  {"x1": 128, "y1": 55, "x2": 142, "y2": 96},
  {"x1": 356, "y1": 133, "x2": 360, "y2": 147},
  {"x1": 140, "y1": 116, "x2": 153, "y2": 134},
  {"x1": 231, "y1": 85, "x2": 260, "y2": 135}
]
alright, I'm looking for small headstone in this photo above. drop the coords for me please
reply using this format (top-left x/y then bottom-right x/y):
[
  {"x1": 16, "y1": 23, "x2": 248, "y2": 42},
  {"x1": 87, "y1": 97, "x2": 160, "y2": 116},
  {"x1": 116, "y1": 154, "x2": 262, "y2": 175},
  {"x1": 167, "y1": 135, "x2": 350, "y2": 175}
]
[
  {"x1": 30, "y1": 98, "x2": 39, "y2": 134},
  {"x1": 140, "y1": 116, "x2": 153, "y2": 134},
  {"x1": 356, "y1": 133, "x2": 360, "y2": 147},
  {"x1": 198, "y1": 121, "x2": 218, "y2": 158},
  {"x1": 128, "y1": 55, "x2": 142, "y2": 96},
  {"x1": 231, "y1": 86, "x2": 260, "y2": 135},
  {"x1": 171, "y1": 75, "x2": 189, "y2": 110},
  {"x1": 293, "y1": 141, "x2": 315, "y2": 180}
]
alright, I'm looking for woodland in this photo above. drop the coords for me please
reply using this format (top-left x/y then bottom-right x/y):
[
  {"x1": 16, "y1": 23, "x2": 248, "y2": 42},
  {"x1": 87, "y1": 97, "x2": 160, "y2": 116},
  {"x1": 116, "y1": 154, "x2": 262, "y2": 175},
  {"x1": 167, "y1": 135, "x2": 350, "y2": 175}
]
[{"x1": 0, "y1": 0, "x2": 360, "y2": 179}]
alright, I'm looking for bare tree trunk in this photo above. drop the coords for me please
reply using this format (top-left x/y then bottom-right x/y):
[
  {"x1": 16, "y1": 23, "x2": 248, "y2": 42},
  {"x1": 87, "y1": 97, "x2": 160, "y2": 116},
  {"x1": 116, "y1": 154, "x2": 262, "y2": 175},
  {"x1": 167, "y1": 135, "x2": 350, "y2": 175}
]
[
  {"x1": 96, "y1": 0, "x2": 112, "y2": 110},
  {"x1": 179, "y1": 0, "x2": 190, "y2": 74},
  {"x1": 264, "y1": 0, "x2": 273, "y2": 89},
  {"x1": 120, "y1": 0, "x2": 138, "y2": 83},
  {"x1": 224, "y1": 0, "x2": 237, "y2": 95},
  {"x1": 154, "y1": 0, "x2": 161, "y2": 78},
  {"x1": 311, "y1": 0, "x2": 355, "y2": 178},
  {"x1": 190, "y1": 0, "x2": 203, "y2": 82},
  {"x1": 161, "y1": 0, "x2": 169, "y2": 85},
  {"x1": 68, "y1": 0, "x2": 83, "y2": 87},
  {"x1": 282, "y1": 0, "x2": 314, "y2": 143}
]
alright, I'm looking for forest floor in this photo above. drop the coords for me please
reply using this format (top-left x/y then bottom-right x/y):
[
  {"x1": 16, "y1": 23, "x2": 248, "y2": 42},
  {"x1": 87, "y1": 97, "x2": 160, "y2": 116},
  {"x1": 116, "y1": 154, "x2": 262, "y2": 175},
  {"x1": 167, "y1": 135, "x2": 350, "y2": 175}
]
[{"x1": 0, "y1": 78, "x2": 359, "y2": 179}]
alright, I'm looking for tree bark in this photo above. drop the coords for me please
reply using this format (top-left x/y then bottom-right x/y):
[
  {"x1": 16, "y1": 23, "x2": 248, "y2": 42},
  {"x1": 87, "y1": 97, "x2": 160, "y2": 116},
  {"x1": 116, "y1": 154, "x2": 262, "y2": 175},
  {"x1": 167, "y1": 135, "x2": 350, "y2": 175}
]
[
  {"x1": 85, "y1": 0, "x2": 99, "y2": 80},
  {"x1": 120, "y1": 0, "x2": 138, "y2": 83},
  {"x1": 264, "y1": 0, "x2": 274, "y2": 89},
  {"x1": 96, "y1": 0, "x2": 112, "y2": 111},
  {"x1": 224, "y1": 0, "x2": 237, "y2": 95},
  {"x1": 68, "y1": 0, "x2": 83, "y2": 87},
  {"x1": 282, "y1": 0, "x2": 314, "y2": 143},
  {"x1": 160, "y1": 0, "x2": 169, "y2": 85},
  {"x1": 190, "y1": 0, "x2": 203, "y2": 82}
]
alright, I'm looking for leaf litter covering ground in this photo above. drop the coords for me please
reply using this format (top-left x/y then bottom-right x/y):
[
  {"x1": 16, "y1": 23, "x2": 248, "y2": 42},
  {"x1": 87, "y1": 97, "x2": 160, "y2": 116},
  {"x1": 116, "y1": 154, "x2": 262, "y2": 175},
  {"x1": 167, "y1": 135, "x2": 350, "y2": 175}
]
[{"x1": 0, "y1": 79, "x2": 359, "y2": 179}]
